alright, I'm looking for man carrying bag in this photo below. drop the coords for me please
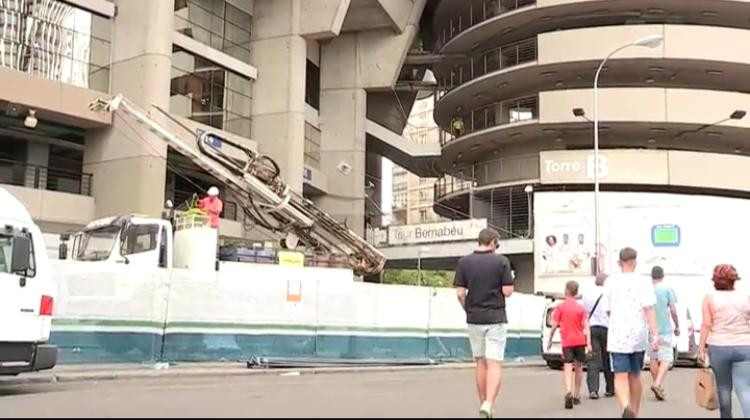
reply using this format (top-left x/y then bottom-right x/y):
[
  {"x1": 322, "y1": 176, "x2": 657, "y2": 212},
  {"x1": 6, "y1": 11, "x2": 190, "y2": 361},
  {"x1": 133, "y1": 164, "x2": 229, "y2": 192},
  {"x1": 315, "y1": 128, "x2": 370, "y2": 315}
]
[{"x1": 582, "y1": 273, "x2": 615, "y2": 399}]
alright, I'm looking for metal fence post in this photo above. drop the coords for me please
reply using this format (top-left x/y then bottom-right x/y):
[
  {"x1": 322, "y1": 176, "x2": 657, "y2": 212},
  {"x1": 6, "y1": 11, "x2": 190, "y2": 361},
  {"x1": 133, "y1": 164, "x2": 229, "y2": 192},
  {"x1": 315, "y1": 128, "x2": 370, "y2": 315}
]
[
  {"x1": 469, "y1": 165, "x2": 475, "y2": 218},
  {"x1": 490, "y1": 188, "x2": 494, "y2": 227},
  {"x1": 508, "y1": 187, "x2": 513, "y2": 236}
]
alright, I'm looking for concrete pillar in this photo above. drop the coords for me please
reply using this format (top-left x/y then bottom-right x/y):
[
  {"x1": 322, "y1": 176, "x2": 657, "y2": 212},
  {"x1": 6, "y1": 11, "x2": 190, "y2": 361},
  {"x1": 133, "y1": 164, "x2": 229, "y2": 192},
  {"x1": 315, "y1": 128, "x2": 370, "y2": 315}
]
[
  {"x1": 510, "y1": 254, "x2": 534, "y2": 294},
  {"x1": 25, "y1": 143, "x2": 49, "y2": 190},
  {"x1": 84, "y1": 0, "x2": 174, "y2": 218},
  {"x1": 318, "y1": 87, "x2": 367, "y2": 235},
  {"x1": 250, "y1": 0, "x2": 307, "y2": 193},
  {"x1": 315, "y1": 31, "x2": 369, "y2": 235}
]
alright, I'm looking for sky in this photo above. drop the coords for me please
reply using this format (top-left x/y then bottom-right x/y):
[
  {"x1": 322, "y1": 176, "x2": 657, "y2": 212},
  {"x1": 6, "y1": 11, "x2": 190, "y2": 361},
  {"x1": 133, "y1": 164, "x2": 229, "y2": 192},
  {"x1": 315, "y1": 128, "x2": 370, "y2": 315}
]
[{"x1": 380, "y1": 158, "x2": 393, "y2": 226}]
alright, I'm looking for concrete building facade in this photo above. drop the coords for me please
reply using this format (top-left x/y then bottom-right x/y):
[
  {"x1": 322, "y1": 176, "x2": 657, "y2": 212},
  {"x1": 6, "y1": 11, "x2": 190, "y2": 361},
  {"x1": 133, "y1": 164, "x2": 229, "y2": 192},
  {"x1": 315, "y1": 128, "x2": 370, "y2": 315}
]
[
  {"x1": 0, "y1": 0, "x2": 432, "y2": 244},
  {"x1": 426, "y1": 0, "x2": 750, "y2": 291}
]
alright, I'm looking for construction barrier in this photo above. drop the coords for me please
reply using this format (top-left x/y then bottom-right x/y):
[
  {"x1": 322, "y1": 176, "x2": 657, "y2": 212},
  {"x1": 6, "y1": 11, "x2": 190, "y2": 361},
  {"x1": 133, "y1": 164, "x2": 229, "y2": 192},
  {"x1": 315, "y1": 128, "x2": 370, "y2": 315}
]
[{"x1": 48, "y1": 260, "x2": 546, "y2": 364}]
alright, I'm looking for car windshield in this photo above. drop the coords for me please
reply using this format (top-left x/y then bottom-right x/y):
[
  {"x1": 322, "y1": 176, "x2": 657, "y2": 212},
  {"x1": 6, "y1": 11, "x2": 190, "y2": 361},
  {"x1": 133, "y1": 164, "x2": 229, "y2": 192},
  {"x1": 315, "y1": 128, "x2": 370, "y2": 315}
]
[{"x1": 75, "y1": 225, "x2": 120, "y2": 261}]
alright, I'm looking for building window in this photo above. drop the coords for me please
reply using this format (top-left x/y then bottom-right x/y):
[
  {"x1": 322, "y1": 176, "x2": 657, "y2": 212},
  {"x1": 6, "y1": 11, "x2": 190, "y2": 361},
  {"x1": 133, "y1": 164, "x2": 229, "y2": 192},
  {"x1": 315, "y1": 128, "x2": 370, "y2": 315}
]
[
  {"x1": 304, "y1": 123, "x2": 321, "y2": 168},
  {"x1": 171, "y1": 46, "x2": 253, "y2": 138},
  {"x1": 394, "y1": 192, "x2": 407, "y2": 209},
  {"x1": 305, "y1": 59, "x2": 320, "y2": 110},
  {"x1": 174, "y1": 0, "x2": 252, "y2": 63},
  {"x1": 0, "y1": 0, "x2": 111, "y2": 91},
  {"x1": 419, "y1": 209, "x2": 428, "y2": 222},
  {"x1": 223, "y1": 201, "x2": 238, "y2": 221}
]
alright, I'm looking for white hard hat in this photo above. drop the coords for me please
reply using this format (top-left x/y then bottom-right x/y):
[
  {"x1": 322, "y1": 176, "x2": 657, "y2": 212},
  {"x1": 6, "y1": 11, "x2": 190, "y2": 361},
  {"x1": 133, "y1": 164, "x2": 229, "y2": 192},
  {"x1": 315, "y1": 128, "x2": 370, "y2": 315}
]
[{"x1": 207, "y1": 186, "x2": 219, "y2": 196}]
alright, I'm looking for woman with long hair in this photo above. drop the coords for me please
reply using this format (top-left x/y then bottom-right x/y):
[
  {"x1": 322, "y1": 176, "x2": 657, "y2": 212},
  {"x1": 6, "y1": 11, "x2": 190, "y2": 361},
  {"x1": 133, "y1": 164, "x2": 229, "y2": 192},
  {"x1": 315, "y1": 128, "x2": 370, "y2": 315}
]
[{"x1": 699, "y1": 264, "x2": 750, "y2": 418}]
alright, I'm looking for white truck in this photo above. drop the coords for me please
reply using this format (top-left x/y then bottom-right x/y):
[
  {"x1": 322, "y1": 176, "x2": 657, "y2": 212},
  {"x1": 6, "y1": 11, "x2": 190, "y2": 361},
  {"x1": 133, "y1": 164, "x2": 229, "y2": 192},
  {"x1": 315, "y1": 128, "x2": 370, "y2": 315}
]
[
  {"x1": 83, "y1": 94, "x2": 386, "y2": 277},
  {"x1": 0, "y1": 187, "x2": 57, "y2": 375},
  {"x1": 46, "y1": 93, "x2": 389, "y2": 359}
]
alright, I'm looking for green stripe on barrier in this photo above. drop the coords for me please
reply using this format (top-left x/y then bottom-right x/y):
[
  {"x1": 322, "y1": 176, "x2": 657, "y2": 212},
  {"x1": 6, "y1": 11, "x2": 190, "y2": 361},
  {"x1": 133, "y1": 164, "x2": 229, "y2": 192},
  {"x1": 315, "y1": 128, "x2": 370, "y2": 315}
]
[
  {"x1": 52, "y1": 319, "x2": 163, "y2": 329},
  {"x1": 167, "y1": 321, "x2": 316, "y2": 332},
  {"x1": 52, "y1": 318, "x2": 540, "y2": 337}
]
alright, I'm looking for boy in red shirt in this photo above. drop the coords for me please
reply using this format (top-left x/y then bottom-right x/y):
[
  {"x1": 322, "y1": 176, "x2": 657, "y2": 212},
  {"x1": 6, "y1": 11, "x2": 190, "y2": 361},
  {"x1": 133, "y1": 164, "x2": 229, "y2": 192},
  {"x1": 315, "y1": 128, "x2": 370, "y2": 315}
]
[{"x1": 547, "y1": 280, "x2": 592, "y2": 410}]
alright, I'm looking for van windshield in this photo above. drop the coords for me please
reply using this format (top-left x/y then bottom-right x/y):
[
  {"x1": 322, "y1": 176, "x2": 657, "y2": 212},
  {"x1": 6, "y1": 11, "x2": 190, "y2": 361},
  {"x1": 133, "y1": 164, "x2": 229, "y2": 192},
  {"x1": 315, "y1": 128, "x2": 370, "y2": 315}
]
[
  {"x1": 75, "y1": 226, "x2": 120, "y2": 261},
  {"x1": 0, "y1": 235, "x2": 10, "y2": 273}
]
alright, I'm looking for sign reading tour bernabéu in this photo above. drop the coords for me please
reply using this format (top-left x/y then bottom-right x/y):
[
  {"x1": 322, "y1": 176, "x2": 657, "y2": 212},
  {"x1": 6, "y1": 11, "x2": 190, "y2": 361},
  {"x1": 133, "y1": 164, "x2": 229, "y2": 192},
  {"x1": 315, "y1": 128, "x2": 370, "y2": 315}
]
[{"x1": 387, "y1": 219, "x2": 488, "y2": 246}]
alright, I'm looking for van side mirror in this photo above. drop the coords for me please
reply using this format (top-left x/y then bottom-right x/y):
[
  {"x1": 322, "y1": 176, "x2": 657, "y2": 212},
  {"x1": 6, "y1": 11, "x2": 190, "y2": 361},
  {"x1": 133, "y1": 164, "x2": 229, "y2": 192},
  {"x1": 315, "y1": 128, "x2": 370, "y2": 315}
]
[
  {"x1": 59, "y1": 234, "x2": 70, "y2": 260},
  {"x1": 58, "y1": 242, "x2": 68, "y2": 260},
  {"x1": 11, "y1": 235, "x2": 32, "y2": 274}
]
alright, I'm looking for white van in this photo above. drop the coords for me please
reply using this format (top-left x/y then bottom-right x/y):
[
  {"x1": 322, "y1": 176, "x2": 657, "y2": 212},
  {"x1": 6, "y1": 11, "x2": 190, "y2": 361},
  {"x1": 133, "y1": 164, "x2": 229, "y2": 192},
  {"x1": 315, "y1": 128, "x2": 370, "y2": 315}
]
[
  {"x1": 541, "y1": 298, "x2": 564, "y2": 369},
  {"x1": 673, "y1": 304, "x2": 700, "y2": 366},
  {"x1": 541, "y1": 297, "x2": 698, "y2": 369},
  {"x1": 0, "y1": 188, "x2": 57, "y2": 375}
]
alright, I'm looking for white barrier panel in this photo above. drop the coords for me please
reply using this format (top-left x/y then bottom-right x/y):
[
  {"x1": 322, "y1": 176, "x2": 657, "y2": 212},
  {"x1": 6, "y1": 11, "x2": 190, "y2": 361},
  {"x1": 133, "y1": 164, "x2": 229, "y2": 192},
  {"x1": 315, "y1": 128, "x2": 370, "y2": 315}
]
[
  {"x1": 49, "y1": 259, "x2": 547, "y2": 363},
  {"x1": 49, "y1": 259, "x2": 168, "y2": 363}
]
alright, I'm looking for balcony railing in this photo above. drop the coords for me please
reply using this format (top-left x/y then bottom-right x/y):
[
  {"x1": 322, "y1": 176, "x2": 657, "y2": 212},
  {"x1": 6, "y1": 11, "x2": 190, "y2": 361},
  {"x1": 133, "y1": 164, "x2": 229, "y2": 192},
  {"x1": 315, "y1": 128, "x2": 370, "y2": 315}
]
[
  {"x1": 437, "y1": 0, "x2": 536, "y2": 50},
  {"x1": 441, "y1": 96, "x2": 539, "y2": 146},
  {"x1": 439, "y1": 37, "x2": 537, "y2": 93},
  {"x1": 433, "y1": 169, "x2": 535, "y2": 240},
  {"x1": 0, "y1": 159, "x2": 92, "y2": 195},
  {"x1": 434, "y1": 154, "x2": 539, "y2": 201},
  {"x1": 434, "y1": 175, "x2": 476, "y2": 200}
]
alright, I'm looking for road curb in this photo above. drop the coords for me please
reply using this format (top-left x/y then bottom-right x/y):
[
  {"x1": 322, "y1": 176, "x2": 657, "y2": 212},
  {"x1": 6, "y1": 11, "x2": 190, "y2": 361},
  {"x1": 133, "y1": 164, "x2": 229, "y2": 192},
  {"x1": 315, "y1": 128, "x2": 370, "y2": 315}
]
[{"x1": 0, "y1": 360, "x2": 545, "y2": 386}]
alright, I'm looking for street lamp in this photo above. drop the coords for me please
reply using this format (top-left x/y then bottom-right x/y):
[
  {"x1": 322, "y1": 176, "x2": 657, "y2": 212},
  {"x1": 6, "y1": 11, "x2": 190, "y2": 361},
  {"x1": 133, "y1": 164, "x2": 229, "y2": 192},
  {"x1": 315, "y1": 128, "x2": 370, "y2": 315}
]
[
  {"x1": 591, "y1": 34, "x2": 664, "y2": 274},
  {"x1": 524, "y1": 185, "x2": 533, "y2": 238},
  {"x1": 675, "y1": 110, "x2": 746, "y2": 139},
  {"x1": 417, "y1": 246, "x2": 430, "y2": 287}
]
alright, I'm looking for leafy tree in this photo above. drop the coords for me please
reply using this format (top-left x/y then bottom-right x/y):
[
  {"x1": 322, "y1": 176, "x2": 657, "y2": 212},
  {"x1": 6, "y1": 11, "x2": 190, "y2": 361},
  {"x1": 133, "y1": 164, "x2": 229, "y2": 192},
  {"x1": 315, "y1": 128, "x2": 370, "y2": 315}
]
[{"x1": 382, "y1": 269, "x2": 455, "y2": 288}]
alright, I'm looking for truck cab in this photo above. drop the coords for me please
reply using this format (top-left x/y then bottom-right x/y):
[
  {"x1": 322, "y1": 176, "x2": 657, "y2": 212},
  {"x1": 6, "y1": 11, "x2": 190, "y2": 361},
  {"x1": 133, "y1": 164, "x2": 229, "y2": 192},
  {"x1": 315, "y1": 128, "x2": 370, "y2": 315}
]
[
  {"x1": 0, "y1": 188, "x2": 57, "y2": 375},
  {"x1": 67, "y1": 215, "x2": 173, "y2": 270}
]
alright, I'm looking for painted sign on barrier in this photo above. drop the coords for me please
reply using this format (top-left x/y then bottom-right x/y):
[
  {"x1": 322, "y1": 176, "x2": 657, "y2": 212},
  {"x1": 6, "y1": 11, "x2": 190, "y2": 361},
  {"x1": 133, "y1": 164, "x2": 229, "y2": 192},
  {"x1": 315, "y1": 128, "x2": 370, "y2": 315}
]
[
  {"x1": 287, "y1": 279, "x2": 302, "y2": 303},
  {"x1": 278, "y1": 251, "x2": 305, "y2": 267}
]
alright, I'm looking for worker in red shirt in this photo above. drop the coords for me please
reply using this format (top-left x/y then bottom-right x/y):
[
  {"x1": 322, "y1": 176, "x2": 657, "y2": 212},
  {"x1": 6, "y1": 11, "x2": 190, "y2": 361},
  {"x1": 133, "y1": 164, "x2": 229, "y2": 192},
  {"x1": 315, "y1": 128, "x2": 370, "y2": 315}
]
[{"x1": 197, "y1": 186, "x2": 223, "y2": 228}]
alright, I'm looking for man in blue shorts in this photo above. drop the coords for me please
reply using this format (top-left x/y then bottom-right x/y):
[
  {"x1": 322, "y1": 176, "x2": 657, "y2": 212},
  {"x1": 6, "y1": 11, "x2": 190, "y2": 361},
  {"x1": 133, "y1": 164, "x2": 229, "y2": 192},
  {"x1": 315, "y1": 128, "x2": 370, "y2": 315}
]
[
  {"x1": 648, "y1": 266, "x2": 679, "y2": 401},
  {"x1": 601, "y1": 248, "x2": 659, "y2": 418}
]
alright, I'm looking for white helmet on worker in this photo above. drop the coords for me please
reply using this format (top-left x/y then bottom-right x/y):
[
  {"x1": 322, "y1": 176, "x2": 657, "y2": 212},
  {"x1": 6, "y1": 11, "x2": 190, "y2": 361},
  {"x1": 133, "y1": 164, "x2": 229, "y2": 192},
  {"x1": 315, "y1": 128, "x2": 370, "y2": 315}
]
[{"x1": 207, "y1": 186, "x2": 220, "y2": 197}]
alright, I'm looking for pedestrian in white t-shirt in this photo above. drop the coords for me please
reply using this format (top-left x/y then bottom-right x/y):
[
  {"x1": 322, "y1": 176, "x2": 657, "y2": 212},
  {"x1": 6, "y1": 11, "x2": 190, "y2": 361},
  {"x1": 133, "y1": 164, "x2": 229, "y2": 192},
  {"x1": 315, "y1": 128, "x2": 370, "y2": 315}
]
[{"x1": 601, "y1": 247, "x2": 659, "y2": 418}]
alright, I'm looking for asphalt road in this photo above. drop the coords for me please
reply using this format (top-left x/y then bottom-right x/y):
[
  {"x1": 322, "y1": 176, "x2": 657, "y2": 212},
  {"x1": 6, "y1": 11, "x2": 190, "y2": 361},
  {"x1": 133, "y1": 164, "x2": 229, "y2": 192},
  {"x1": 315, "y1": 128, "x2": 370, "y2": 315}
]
[{"x1": 0, "y1": 367, "x2": 734, "y2": 418}]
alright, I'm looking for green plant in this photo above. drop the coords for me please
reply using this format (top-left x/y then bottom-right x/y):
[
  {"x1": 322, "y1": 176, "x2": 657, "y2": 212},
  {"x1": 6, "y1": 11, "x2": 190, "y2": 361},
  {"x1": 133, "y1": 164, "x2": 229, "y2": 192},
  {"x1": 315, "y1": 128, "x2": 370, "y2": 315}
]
[
  {"x1": 382, "y1": 269, "x2": 455, "y2": 288},
  {"x1": 182, "y1": 194, "x2": 205, "y2": 217}
]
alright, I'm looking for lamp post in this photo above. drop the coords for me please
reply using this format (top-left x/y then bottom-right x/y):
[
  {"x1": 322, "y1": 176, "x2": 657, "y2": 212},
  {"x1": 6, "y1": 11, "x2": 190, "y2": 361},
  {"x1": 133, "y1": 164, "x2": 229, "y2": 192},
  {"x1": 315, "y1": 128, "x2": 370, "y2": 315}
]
[
  {"x1": 524, "y1": 185, "x2": 533, "y2": 238},
  {"x1": 417, "y1": 246, "x2": 430, "y2": 286},
  {"x1": 591, "y1": 34, "x2": 663, "y2": 274}
]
